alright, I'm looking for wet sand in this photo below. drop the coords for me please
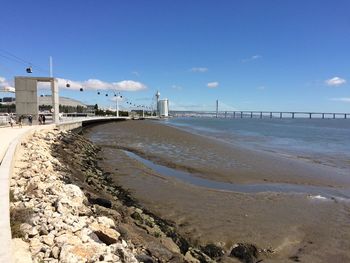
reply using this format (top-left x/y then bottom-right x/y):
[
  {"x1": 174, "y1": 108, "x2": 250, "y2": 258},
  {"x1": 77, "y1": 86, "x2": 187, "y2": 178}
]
[{"x1": 84, "y1": 120, "x2": 350, "y2": 262}]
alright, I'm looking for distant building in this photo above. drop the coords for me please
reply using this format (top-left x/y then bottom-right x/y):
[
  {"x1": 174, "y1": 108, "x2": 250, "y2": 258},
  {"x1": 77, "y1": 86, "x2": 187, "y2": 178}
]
[
  {"x1": 158, "y1": 99, "x2": 169, "y2": 117},
  {"x1": 38, "y1": 95, "x2": 86, "y2": 107},
  {"x1": 86, "y1": 105, "x2": 96, "y2": 115},
  {"x1": 0, "y1": 97, "x2": 16, "y2": 103}
]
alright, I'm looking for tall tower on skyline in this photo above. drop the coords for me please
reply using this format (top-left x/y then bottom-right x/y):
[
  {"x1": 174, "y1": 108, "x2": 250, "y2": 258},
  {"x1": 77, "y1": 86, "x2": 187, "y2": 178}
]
[
  {"x1": 156, "y1": 91, "x2": 160, "y2": 116},
  {"x1": 216, "y1": 99, "x2": 219, "y2": 118}
]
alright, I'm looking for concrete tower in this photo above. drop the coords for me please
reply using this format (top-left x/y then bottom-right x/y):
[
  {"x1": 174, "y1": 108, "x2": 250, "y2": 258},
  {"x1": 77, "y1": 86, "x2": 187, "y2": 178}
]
[{"x1": 156, "y1": 91, "x2": 160, "y2": 116}]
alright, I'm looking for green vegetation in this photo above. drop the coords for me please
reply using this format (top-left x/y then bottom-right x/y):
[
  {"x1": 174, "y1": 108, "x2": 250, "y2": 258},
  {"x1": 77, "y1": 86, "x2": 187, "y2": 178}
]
[{"x1": 0, "y1": 103, "x2": 15, "y2": 113}]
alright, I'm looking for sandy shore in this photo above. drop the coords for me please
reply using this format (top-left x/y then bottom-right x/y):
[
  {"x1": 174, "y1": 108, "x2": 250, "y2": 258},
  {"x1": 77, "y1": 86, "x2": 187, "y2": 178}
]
[{"x1": 84, "y1": 120, "x2": 350, "y2": 262}]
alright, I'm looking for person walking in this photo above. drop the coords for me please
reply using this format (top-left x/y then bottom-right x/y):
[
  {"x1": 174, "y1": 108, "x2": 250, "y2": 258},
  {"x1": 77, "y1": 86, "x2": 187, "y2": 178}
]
[
  {"x1": 18, "y1": 115, "x2": 23, "y2": 128},
  {"x1": 9, "y1": 117, "x2": 15, "y2": 128},
  {"x1": 28, "y1": 115, "x2": 33, "y2": 126},
  {"x1": 42, "y1": 115, "x2": 46, "y2": 124}
]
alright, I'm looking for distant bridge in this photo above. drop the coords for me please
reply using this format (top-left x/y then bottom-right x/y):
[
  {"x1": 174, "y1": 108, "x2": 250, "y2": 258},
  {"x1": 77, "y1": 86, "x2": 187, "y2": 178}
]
[{"x1": 170, "y1": 110, "x2": 350, "y2": 119}]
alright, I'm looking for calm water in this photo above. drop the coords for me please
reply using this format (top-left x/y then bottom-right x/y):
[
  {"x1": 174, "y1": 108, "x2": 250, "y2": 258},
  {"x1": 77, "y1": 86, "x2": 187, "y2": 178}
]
[
  {"x1": 125, "y1": 150, "x2": 350, "y2": 201},
  {"x1": 165, "y1": 118, "x2": 350, "y2": 169}
]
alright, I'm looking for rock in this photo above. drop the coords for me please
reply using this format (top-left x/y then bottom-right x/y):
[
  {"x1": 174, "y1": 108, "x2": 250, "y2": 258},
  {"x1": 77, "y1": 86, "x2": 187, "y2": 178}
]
[
  {"x1": 20, "y1": 223, "x2": 32, "y2": 235},
  {"x1": 145, "y1": 241, "x2": 174, "y2": 261},
  {"x1": 70, "y1": 217, "x2": 87, "y2": 233},
  {"x1": 87, "y1": 194, "x2": 112, "y2": 209},
  {"x1": 90, "y1": 222, "x2": 120, "y2": 245},
  {"x1": 201, "y1": 243, "x2": 225, "y2": 259},
  {"x1": 51, "y1": 246, "x2": 60, "y2": 259},
  {"x1": 56, "y1": 184, "x2": 86, "y2": 214},
  {"x1": 187, "y1": 248, "x2": 213, "y2": 263},
  {"x1": 230, "y1": 243, "x2": 259, "y2": 263},
  {"x1": 28, "y1": 227, "x2": 39, "y2": 238},
  {"x1": 12, "y1": 238, "x2": 33, "y2": 263},
  {"x1": 111, "y1": 243, "x2": 138, "y2": 263},
  {"x1": 42, "y1": 233, "x2": 55, "y2": 246},
  {"x1": 184, "y1": 250, "x2": 200, "y2": 263},
  {"x1": 55, "y1": 233, "x2": 82, "y2": 247},
  {"x1": 97, "y1": 216, "x2": 115, "y2": 228},
  {"x1": 131, "y1": 211, "x2": 143, "y2": 222},
  {"x1": 136, "y1": 254, "x2": 155, "y2": 263},
  {"x1": 102, "y1": 253, "x2": 120, "y2": 261},
  {"x1": 17, "y1": 178, "x2": 27, "y2": 186},
  {"x1": 160, "y1": 237, "x2": 181, "y2": 254},
  {"x1": 59, "y1": 243, "x2": 101, "y2": 263},
  {"x1": 39, "y1": 224, "x2": 49, "y2": 235},
  {"x1": 30, "y1": 238, "x2": 43, "y2": 255}
]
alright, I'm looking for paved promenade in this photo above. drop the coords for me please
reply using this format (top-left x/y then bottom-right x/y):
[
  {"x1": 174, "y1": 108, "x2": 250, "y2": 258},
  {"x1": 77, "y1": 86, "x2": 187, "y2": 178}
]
[
  {"x1": 0, "y1": 126, "x2": 34, "y2": 164},
  {"x1": 0, "y1": 125, "x2": 36, "y2": 262}
]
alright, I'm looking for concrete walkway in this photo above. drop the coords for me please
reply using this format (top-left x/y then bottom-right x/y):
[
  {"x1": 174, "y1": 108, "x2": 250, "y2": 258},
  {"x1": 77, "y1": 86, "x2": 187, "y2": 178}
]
[
  {"x1": 0, "y1": 126, "x2": 35, "y2": 164},
  {"x1": 0, "y1": 125, "x2": 37, "y2": 262}
]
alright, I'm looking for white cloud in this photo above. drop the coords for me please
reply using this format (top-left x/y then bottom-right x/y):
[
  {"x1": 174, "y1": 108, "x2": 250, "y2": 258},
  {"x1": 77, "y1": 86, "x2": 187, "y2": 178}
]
[
  {"x1": 1, "y1": 76, "x2": 146, "y2": 93},
  {"x1": 40, "y1": 78, "x2": 147, "y2": 91},
  {"x1": 242, "y1": 55, "x2": 262, "y2": 63},
  {"x1": 325, "y1": 77, "x2": 346, "y2": 86},
  {"x1": 190, "y1": 67, "x2": 208, "y2": 73},
  {"x1": 0, "y1": 76, "x2": 14, "y2": 92},
  {"x1": 0, "y1": 76, "x2": 9, "y2": 87},
  {"x1": 330, "y1": 97, "x2": 350, "y2": 102},
  {"x1": 207, "y1": 81, "x2": 219, "y2": 88},
  {"x1": 113, "y1": 80, "x2": 146, "y2": 91}
]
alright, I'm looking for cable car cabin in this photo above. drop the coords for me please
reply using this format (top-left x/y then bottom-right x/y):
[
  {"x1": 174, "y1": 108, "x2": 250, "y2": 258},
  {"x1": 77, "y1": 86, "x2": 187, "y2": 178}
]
[
  {"x1": 66, "y1": 83, "x2": 70, "y2": 88},
  {"x1": 26, "y1": 67, "x2": 32, "y2": 73},
  {"x1": 80, "y1": 88, "x2": 83, "y2": 92}
]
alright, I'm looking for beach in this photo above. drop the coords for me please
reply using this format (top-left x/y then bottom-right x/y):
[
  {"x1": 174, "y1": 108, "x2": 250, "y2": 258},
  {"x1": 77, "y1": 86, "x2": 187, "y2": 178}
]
[{"x1": 84, "y1": 120, "x2": 350, "y2": 262}]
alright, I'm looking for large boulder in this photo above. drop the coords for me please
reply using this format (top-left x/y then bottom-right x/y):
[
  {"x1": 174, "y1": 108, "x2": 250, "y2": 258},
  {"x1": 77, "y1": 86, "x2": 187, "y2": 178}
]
[
  {"x1": 56, "y1": 184, "x2": 86, "y2": 215},
  {"x1": 230, "y1": 243, "x2": 259, "y2": 263},
  {"x1": 90, "y1": 222, "x2": 120, "y2": 245},
  {"x1": 59, "y1": 243, "x2": 103, "y2": 263}
]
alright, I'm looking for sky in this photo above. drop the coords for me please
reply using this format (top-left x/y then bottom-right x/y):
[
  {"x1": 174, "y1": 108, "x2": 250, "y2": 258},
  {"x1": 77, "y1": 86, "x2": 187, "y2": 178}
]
[{"x1": 0, "y1": 0, "x2": 350, "y2": 112}]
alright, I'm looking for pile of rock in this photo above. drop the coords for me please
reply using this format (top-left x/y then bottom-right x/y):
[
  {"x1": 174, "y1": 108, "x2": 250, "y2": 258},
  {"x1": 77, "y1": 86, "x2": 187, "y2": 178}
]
[{"x1": 10, "y1": 130, "x2": 139, "y2": 263}]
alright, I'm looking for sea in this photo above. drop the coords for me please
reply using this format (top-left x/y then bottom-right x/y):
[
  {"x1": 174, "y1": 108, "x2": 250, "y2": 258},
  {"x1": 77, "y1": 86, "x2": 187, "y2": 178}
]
[{"x1": 164, "y1": 117, "x2": 350, "y2": 170}]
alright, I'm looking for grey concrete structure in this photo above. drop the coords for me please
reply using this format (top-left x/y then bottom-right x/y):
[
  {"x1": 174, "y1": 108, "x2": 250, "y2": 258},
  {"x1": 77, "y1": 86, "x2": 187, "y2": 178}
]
[
  {"x1": 15, "y1": 77, "x2": 59, "y2": 124},
  {"x1": 38, "y1": 95, "x2": 86, "y2": 107}
]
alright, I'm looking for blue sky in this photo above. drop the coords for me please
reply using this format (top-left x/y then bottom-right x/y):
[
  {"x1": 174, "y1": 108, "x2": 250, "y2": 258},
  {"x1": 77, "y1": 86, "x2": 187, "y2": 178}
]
[{"x1": 0, "y1": 0, "x2": 349, "y2": 112}]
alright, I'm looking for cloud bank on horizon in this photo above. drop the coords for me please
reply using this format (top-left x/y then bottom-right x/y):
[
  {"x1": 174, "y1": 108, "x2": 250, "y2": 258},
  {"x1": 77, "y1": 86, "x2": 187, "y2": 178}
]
[
  {"x1": 330, "y1": 97, "x2": 350, "y2": 103},
  {"x1": 41, "y1": 78, "x2": 147, "y2": 92},
  {"x1": 1, "y1": 76, "x2": 147, "y2": 92}
]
